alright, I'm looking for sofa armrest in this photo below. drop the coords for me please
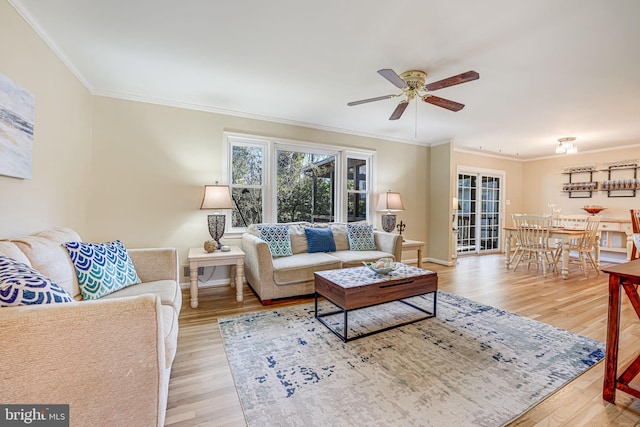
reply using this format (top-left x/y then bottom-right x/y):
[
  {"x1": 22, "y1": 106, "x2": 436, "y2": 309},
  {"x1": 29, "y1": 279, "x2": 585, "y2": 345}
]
[
  {"x1": 374, "y1": 231, "x2": 403, "y2": 261},
  {"x1": 241, "y1": 233, "x2": 275, "y2": 291},
  {"x1": 129, "y1": 247, "x2": 179, "y2": 283},
  {"x1": 0, "y1": 295, "x2": 167, "y2": 426}
]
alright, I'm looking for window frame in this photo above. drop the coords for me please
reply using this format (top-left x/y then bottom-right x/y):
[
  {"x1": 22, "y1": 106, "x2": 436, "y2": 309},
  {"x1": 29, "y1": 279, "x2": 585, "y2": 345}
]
[{"x1": 224, "y1": 132, "x2": 375, "y2": 234}]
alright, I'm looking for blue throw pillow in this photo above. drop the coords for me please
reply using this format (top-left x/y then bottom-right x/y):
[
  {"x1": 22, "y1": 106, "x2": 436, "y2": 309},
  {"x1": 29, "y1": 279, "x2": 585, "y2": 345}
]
[
  {"x1": 305, "y1": 227, "x2": 336, "y2": 253},
  {"x1": 257, "y1": 225, "x2": 293, "y2": 257},
  {"x1": 347, "y1": 223, "x2": 377, "y2": 251},
  {"x1": 0, "y1": 255, "x2": 74, "y2": 306},
  {"x1": 63, "y1": 240, "x2": 141, "y2": 300}
]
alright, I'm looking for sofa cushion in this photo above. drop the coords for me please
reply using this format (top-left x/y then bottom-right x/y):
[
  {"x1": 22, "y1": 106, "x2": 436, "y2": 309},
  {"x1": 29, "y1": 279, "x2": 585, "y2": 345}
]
[
  {"x1": 328, "y1": 250, "x2": 396, "y2": 268},
  {"x1": 0, "y1": 255, "x2": 74, "y2": 306},
  {"x1": 63, "y1": 240, "x2": 141, "y2": 300},
  {"x1": 102, "y1": 279, "x2": 181, "y2": 312},
  {"x1": 12, "y1": 227, "x2": 82, "y2": 297},
  {"x1": 257, "y1": 225, "x2": 293, "y2": 257},
  {"x1": 347, "y1": 223, "x2": 377, "y2": 251},
  {"x1": 330, "y1": 223, "x2": 350, "y2": 251},
  {"x1": 0, "y1": 241, "x2": 31, "y2": 266},
  {"x1": 272, "y1": 252, "x2": 342, "y2": 285},
  {"x1": 304, "y1": 227, "x2": 336, "y2": 253}
]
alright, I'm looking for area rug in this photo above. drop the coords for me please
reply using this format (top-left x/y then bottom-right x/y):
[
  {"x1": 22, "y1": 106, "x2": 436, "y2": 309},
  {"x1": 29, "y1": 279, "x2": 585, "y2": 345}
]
[{"x1": 218, "y1": 291, "x2": 604, "y2": 427}]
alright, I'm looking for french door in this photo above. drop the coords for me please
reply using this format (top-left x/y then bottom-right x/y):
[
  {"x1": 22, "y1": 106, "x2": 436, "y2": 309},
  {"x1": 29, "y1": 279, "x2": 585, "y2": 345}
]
[{"x1": 457, "y1": 170, "x2": 503, "y2": 254}]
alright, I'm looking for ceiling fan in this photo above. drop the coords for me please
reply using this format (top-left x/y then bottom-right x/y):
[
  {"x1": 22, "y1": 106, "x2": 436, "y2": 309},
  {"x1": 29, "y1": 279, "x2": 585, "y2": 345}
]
[{"x1": 347, "y1": 69, "x2": 479, "y2": 120}]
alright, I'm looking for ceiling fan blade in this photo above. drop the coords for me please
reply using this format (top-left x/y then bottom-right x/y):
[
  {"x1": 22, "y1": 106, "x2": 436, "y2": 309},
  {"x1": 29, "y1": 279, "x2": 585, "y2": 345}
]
[
  {"x1": 425, "y1": 70, "x2": 479, "y2": 91},
  {"x1": 347, "y1": 94, "x2": 396, "y2": 106},
  {"x1": 422, "y1": 95, "x2": 465, "y2": 112},
  {"x1": 389, "y1": 100, "x2": 409, "y2": 120},
  {"x1": 377, "y1": 69, "x2": 408, "y2": 89}
]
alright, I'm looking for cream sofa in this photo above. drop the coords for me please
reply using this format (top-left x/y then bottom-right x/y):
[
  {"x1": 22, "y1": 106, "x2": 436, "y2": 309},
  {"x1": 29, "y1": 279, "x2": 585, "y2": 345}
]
[
  {"x1": 0, "y1": 226, "x2": 181, "y2": 427},
  {"x1": 242, "y1": 222, "x2": 403, "y2": 303}
]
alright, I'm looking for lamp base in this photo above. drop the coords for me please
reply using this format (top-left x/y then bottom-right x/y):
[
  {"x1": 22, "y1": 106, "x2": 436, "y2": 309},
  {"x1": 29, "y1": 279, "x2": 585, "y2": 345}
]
[
  {"x1": 381, "y1": 214, "x2": 397, "y2": 233},
  {"x1": 207, "y1": 214, "x2": 226, "y2": 248}
]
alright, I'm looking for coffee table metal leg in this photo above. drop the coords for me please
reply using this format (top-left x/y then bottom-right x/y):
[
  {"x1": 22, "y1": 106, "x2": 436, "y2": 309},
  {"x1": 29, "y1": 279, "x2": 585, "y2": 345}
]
[
  {"x1": 344, "y1": 308, "x2": 348, "y2": 342},
  {"x1": 314, "y1": 292, "x2": 318, "y2": 318}
]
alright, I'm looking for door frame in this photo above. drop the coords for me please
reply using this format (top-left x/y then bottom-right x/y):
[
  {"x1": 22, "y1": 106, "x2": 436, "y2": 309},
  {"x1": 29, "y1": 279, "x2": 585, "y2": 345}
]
[{"x1": 456, "y1": 165, "x2": 506, "y2": 255}]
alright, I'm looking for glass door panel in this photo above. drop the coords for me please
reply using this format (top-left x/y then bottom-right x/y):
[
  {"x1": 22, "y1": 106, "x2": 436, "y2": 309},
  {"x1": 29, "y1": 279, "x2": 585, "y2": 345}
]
[{"x1": 457, "y1": 172, "x2": 502, "y2": 254}]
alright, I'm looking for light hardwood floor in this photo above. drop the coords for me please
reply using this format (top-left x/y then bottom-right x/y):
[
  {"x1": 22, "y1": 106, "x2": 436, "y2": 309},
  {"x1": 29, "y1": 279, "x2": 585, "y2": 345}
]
[{"x1": 165, "y1": 254, "x2": 640, "y2": 426}]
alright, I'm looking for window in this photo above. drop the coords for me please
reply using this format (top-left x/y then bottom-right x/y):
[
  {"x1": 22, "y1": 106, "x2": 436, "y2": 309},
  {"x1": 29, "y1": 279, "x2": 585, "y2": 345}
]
[
  {"x1": 276, "y1": 146, "x2": 336, "y2": 223},
  {"x1": 225, "y1": 133, "x2": 374, "y2": 231},
  {"x1": 346, "y1": 157, "x2": 369, "y2": 222},
  {"x1": 229, "y1": 138, "x2": 267, "y2": 228}
]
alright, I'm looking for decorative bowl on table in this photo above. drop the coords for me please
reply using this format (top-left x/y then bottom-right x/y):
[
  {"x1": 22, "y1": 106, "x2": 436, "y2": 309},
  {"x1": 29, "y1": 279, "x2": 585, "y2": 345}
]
[
  {"x1": 582, "y1": 205, "x2": 606, "y2": 215},
  {"x1": 363, "y1": 257, "x2": 399, "y2": 275}
]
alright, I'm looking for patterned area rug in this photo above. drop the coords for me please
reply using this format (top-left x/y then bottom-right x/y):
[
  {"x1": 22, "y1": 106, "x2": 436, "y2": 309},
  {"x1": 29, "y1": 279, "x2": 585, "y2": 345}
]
[{"x1": 219, "y1": 291, "x2": 604, "y2": 427}]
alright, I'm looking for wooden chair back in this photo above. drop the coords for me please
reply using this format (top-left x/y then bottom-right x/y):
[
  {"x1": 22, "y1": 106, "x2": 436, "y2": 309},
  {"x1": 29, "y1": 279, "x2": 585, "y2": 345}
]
[
  {"x1": 512, "y1": 214, "x2": 553, "y2": 250},
  {"x1": 557, "y1": 215, "x2": 590, "y2": 230},
  {"x1": 580, "y1": 216, "x2": 601, "y2": 252}
]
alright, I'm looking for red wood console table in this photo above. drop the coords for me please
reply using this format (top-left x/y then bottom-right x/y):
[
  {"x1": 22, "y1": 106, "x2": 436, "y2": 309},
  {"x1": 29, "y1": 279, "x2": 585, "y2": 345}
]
[{"x1": 602, "y1": 260, "x2": 640, "y2": 402}]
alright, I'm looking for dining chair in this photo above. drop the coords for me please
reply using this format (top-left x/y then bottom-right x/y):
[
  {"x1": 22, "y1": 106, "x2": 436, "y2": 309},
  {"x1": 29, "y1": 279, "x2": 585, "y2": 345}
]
[
  {"x1": 509, "y1": 213, "x2": 525, "y2": 264},
  {"x1": 511, "y1": 214, "x2": 556, "y2": 277},
  {"x1": 631, "y1": 209, "x2": 640, "y2": 260},
  {"x1": 554, "y1": 215, "x2": 601, "y2": 276}
]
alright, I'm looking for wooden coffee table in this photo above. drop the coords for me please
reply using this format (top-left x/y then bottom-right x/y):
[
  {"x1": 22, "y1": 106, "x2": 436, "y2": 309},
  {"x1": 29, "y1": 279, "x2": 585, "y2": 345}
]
[{"x1": 314, "y1": 263, "x2": 438, "y2": 342}]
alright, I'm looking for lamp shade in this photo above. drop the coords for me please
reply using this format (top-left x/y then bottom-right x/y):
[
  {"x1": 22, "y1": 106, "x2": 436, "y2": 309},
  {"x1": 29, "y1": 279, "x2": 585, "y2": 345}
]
[
  {"x1": 200, "y1": 184, "x2": 234, "y2": 210},
  {"x1": 376, "y1": 191, "x2": 404, "y2": 213}
]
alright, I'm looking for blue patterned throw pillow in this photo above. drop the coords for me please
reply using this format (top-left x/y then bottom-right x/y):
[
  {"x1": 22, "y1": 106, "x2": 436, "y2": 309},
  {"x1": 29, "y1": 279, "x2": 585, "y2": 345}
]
[
  {"x1": 257, "y1": 225, "x2": 293, "y2": 257},
  {"x1": 305, "y1": 227, "x2": 336, "y2": 253},
  {"x1": 63, "y1": 240, "x2": 141, "y2": 300},
  {"x1": 347, "y1": 223, "x2": 377, "y2": 251},
  {"x1": 0, "y1": 255, "x2": 74, "y2": 306}
]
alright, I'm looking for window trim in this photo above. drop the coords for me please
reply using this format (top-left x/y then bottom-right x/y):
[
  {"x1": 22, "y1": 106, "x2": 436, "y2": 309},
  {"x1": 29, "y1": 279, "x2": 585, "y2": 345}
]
[{"x1": 224, "y1": 132, "x2": 375, "y2": 233}]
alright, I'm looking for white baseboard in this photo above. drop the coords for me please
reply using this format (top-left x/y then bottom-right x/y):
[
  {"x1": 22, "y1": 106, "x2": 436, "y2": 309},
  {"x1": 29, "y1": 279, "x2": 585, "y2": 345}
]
[{"x1": 425, "y1": 257, "x2": 455, "y2": 266}]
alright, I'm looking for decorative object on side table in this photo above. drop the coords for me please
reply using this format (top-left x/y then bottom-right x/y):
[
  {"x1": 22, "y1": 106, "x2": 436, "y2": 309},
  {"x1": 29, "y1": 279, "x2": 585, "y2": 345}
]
[
  {"x1": 376, "y1": 190, "x2": 404, "y2": 232},
  {"x1": 203, "y1": 239, "x2": 218, "y2": 253},
  {"x1": 200, "y1": 182, "x2": 235, "y2": 249},
  {"x1": 397, "y1": 221, "x2": 406, "y2": 241}
]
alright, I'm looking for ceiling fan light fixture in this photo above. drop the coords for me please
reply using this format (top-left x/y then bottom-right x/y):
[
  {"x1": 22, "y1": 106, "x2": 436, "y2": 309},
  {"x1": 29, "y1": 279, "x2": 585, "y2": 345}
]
[{"x1": 347, "y1": 68, "x2": 479, "y2": 119}]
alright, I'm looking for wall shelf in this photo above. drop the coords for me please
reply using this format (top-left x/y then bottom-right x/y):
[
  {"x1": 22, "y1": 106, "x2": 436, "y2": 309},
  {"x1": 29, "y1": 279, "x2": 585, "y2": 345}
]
[
  {"x1": 561, "y1": 161, "x2": 640, "y2": 198},
  {"x1": 562, "y1": 169, "x2": 596, "y2": 198},
  {"x1": 600, "y1": 162, "x2": 639, "y2": 198}
]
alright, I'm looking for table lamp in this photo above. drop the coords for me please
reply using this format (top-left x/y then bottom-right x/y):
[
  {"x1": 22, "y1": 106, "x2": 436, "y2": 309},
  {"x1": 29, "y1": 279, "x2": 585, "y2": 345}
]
[
  {"x1": 200, "y1": 183, "x2": 234, "y2": 249},
  {"x1": 376, "y1": 190, "x2": 404, "y2": 233}
]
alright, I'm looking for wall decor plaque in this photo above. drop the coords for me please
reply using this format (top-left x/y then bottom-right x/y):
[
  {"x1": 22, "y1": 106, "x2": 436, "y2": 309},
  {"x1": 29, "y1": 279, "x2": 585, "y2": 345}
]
[{"x1": 0, "y1": 72, "x2": 34, "y2": 179}]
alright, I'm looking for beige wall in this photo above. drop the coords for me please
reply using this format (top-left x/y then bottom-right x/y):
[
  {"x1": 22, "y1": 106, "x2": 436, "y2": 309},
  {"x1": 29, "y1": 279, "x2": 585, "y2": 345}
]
[
  {"x1": 89, "y1": 97, "x2": 430, "y2": 276},
  {"x1": 427, "y1": 143, "x2": 452, "y2": 263},
  {"x1": 0, "y1": 2, "x2": 92, "y2": 238},
  {"x1": 523, "y1": 145, "x2": 640, "y2": 219}
]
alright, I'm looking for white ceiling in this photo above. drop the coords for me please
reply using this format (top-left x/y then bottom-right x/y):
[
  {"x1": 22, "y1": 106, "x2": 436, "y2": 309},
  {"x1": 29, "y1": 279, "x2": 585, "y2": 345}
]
[{"x1": 10, "y1": 0, "x2": 640, "y2": 160}]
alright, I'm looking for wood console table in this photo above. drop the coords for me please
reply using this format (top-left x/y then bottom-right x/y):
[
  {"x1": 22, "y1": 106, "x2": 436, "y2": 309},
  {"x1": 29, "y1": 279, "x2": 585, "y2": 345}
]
[{"x1": 602, "y1": 260, "x2": 640, "y2": 402}]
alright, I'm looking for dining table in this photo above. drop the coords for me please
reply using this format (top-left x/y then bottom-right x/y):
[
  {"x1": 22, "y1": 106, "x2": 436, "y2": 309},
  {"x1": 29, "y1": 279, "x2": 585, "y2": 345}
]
[{"x1": 503, "y1": 226, "x2": 599, "y2": 279}]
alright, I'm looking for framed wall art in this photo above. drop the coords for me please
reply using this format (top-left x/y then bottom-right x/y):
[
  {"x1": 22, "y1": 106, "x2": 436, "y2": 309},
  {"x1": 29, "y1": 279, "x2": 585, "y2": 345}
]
[{"x1": 0, "y1": 72, "x2": 34, "y2": 179}]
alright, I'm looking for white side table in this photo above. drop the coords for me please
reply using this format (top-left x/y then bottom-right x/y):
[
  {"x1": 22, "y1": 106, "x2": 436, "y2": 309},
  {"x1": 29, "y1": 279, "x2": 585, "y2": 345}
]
[
  {"x1": 401, "y1": 239, "x2": 425, "y2": 268},
  {"x1": 187, "y1": 246, "x2": 245, "y2": 308}
]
